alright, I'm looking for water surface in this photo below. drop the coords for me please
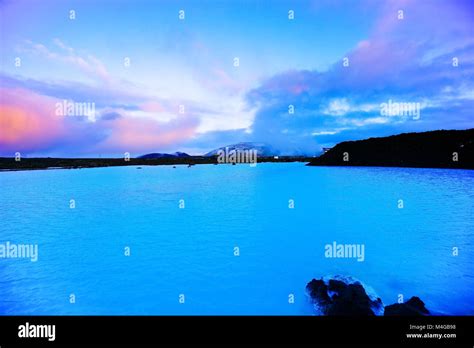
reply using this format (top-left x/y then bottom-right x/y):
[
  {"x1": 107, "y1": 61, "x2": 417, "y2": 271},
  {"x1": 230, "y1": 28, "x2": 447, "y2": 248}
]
[{"x1": 0, "y1": 163, "x2": 473, "y2": 315}]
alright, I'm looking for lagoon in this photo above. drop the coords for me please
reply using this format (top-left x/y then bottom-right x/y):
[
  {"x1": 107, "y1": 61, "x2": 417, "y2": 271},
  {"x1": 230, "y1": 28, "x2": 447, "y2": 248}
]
[{"x1": 0, "y1": 163, "x2": 473, "y2": 315}]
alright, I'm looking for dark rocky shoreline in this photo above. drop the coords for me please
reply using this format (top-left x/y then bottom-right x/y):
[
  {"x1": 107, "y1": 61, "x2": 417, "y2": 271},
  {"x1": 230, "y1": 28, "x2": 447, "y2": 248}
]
[{"x1": 0, "y1": 156, "x2": 312, "y2": 171}]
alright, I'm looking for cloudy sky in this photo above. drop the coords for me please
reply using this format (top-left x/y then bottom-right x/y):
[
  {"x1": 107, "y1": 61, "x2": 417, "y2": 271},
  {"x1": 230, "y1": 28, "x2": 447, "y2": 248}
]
[{"x1": 1, "y1": 0, "x2": 473, "y2": 157}]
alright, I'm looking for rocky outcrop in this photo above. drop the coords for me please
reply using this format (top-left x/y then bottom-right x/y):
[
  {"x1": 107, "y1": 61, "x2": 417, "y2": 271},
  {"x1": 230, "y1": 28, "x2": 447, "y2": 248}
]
[
  {"x1": 306, "y1": 277, "x2": 383, "y2": 315},
  {"x1": 307, "y1": 276, "x2": 430, "y2": 316},
  {"x1": 384, "y1": 297, "x2": 430, "y2": 316}
]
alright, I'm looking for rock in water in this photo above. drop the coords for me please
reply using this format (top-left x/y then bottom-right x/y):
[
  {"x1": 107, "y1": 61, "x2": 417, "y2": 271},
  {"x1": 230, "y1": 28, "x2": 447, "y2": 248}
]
[
  {"x1": 306, "y1": 277, "x2": 383, "y2": 315},
  {"x1": 306, "y1": 279, "x2": 331, "y2": 308},
  {"x1": 384, "y1": 297, "x2": 430, "y2": 316}
]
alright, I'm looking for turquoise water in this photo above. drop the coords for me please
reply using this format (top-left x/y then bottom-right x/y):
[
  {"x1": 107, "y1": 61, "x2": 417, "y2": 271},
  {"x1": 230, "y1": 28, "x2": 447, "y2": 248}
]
[{"x1": 0, "y1": 163, "x2": 473, "y2": 315}]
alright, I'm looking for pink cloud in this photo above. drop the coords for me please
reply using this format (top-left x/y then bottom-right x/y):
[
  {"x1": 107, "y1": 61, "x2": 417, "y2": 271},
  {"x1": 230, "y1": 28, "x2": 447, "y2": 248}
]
[
  {"x1": 0, "y1": 88, "x2": 65, "y2": 153},
  {"x1": 140, "y1": 101, "x2": 166, "y2": 113},
  {"x1": 336, "y1": 0, "x2": 474, "y2": 86},
  {"x1": 0, "y1": 86, "x2": 199, "y2": 156},
  {"x1": 212, "y1": 68, "x2": 245, "y2": 93},
  {"x1": 373, "y1": 0, "x2": 473, "y2": 41},
  {"x1": 94, "y1": 115, "x2": 199, "y2": 154}
]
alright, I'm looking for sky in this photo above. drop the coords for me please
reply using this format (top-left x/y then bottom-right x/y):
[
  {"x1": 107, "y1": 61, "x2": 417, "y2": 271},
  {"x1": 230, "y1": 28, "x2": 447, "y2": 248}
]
[{"x1": 0, "y1": 0, "x2": 473, "y2": 157}]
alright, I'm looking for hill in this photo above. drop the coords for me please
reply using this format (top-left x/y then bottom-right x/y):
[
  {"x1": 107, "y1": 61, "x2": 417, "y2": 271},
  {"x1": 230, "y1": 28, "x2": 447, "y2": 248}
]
[
  {"x1": 138, "y1": 152, "x2": 190, "y2": 159},
  {"x1": 307, "y1": 129, "x2": 474, "y2": 169}
]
